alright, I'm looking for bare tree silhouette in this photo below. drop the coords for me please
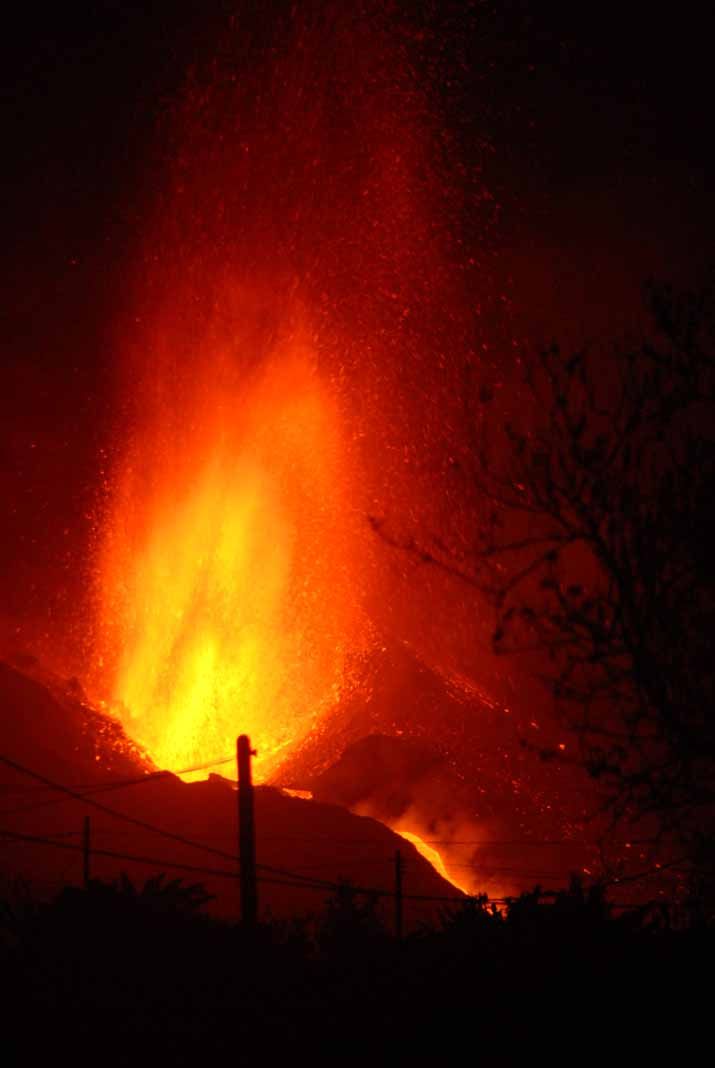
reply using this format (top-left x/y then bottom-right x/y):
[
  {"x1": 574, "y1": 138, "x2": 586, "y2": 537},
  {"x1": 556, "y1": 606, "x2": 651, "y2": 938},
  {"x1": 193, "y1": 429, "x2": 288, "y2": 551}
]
[{"x1": 374, "y1": 280, "x2": 715, "y2": 893}]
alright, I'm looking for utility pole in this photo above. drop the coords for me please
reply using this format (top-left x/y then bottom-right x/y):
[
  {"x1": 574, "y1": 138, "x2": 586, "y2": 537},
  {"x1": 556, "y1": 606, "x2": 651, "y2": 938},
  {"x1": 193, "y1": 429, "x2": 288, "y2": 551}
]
[
  {"x1": 394, "y1": 848, "x2": 403, "y2": 940},
  {"x1": 237, "y1": 734, "x2": 258, "y2": 928},
  {"x1": 82, "y1": 815, "x2": 91, "y2": 889}
]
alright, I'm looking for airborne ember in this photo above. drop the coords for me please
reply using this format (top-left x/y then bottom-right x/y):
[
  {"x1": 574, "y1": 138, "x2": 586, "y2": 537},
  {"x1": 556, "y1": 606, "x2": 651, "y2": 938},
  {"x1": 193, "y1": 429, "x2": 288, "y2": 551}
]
[
  {"x1": 1, "y1": 5, "x2": 713, "y2": 1060},
  {"x1": 2, "y1": 2, "x2": 711, "y2": 912},
  {"x1": 89, "y1": 4, "x2": 484, "y2": 786}
]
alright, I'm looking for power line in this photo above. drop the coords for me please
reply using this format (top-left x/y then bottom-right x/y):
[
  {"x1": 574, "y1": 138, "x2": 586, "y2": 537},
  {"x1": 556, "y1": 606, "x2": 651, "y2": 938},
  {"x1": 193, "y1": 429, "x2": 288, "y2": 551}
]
[
  {"x1": 0, "y1": 755, "x2": 235, "y2": 818},
  {"x1": 0, "y1": 752, "x2": 336, "y2": 891},
  {"x1": 0, "y1": 752, "x2": 247, "y2": 866},
  {"x1": 0, "y1": 828, "x2": 332, "y2": 894},
  {"x1": 0, "y1": 754, "x2": 234, "y2": 792},
  {"x1": 1, "y1": 826, "x2": 469, "y2": 903},
  {"x1": 6, "y1": 753, "x2": 654, "y2": 905},
  {"x1": 13, "y1": 827, "x2": 575, "y2": 884},
  {"x1": 11, "y1": 824, "x2": 673, "y2": 911},
  {"x1": 0, "y1": 768, "x2": 469, "y2": 903},
  {"x1": 0, "y1": 780, "x2": 163, "y2": 819}
]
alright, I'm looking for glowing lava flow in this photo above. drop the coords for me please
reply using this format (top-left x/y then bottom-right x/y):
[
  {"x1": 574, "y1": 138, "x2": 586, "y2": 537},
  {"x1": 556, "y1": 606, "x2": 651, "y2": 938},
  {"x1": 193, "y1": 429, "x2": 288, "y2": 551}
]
[
  {"x1": 96, "y1": 333, "x2": 366, "y2": 781},
  {"x1": 397, "y1": 830, "x2": 471, "y2": 894}
]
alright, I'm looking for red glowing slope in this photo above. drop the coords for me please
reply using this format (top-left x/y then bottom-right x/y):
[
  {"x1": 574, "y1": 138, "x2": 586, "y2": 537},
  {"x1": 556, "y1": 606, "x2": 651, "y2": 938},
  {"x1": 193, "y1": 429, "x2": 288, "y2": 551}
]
[
  {"x1": 274, "y1": 640, "x2": 597, "y2": 898},
  {"x1": 0, "y1": 658, "x2": 459, "y2": 924}
]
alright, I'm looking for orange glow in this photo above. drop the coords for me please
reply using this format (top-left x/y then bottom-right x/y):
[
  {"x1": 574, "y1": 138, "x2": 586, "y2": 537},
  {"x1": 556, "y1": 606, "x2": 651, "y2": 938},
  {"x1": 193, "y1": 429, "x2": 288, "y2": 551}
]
[
  {"x1": 95, "y1": 318, "x2": 367, "y2": 781},
  {"x1": 397, "y1": 830, "x2": 470, "y2": 894}
]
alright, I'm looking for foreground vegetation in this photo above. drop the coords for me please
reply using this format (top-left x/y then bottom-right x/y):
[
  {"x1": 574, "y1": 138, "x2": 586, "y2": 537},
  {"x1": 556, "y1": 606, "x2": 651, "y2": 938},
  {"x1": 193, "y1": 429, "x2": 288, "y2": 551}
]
[{"x1": 2, "y1": 873, "x2": 709, "y2": 1065}]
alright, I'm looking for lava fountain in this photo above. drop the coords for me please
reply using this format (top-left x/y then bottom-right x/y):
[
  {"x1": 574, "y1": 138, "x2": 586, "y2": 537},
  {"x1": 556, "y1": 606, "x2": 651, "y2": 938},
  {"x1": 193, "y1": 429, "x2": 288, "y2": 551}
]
[
  {"x1": 91, "y1": 4, "x2": 488, "y2": 782},
  {"x1": 96, "y1": 304, "x2": 366, "y2": 780}
]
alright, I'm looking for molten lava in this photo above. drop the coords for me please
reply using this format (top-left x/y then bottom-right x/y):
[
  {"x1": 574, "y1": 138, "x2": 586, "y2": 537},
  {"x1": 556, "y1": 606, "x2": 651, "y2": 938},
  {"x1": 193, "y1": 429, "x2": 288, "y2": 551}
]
[
  {"x1": 96, "y1": 332, "x2": 366, "y2": 780},
  {"x1": 89, "y1": 7, "x2": 491, "y2": 802},
  {"x1": 397, "y1": 830, "x2": 471, "y2": 895}
]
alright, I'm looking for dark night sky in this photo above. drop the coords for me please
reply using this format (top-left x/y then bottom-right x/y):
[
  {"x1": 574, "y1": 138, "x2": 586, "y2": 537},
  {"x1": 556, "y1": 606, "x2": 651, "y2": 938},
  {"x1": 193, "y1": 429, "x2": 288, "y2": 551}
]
[{"x1": 1, "y1": 1, "x2": 713, "y2": 646}]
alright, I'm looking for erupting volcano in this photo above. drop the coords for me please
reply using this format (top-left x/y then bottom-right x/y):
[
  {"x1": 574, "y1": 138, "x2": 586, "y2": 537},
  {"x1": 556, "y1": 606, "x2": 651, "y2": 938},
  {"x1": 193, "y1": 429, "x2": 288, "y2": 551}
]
[
  {"x1": 3, "y1": 7, "x2": 712, "y2": 1060},
  {"x1": 96, "y1": 328, "x2": 366, "y2": 781},
  {"x1": 3, "y1": 3, "x2": 614, "y2": 905}
]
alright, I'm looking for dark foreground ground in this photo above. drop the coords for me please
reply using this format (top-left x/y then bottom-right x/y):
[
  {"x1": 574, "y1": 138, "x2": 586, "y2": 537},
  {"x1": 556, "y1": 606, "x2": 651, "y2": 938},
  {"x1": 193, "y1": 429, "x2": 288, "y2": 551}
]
[{"x1": 1, "y1": 875, "x2": 709, "y2": 1067}]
